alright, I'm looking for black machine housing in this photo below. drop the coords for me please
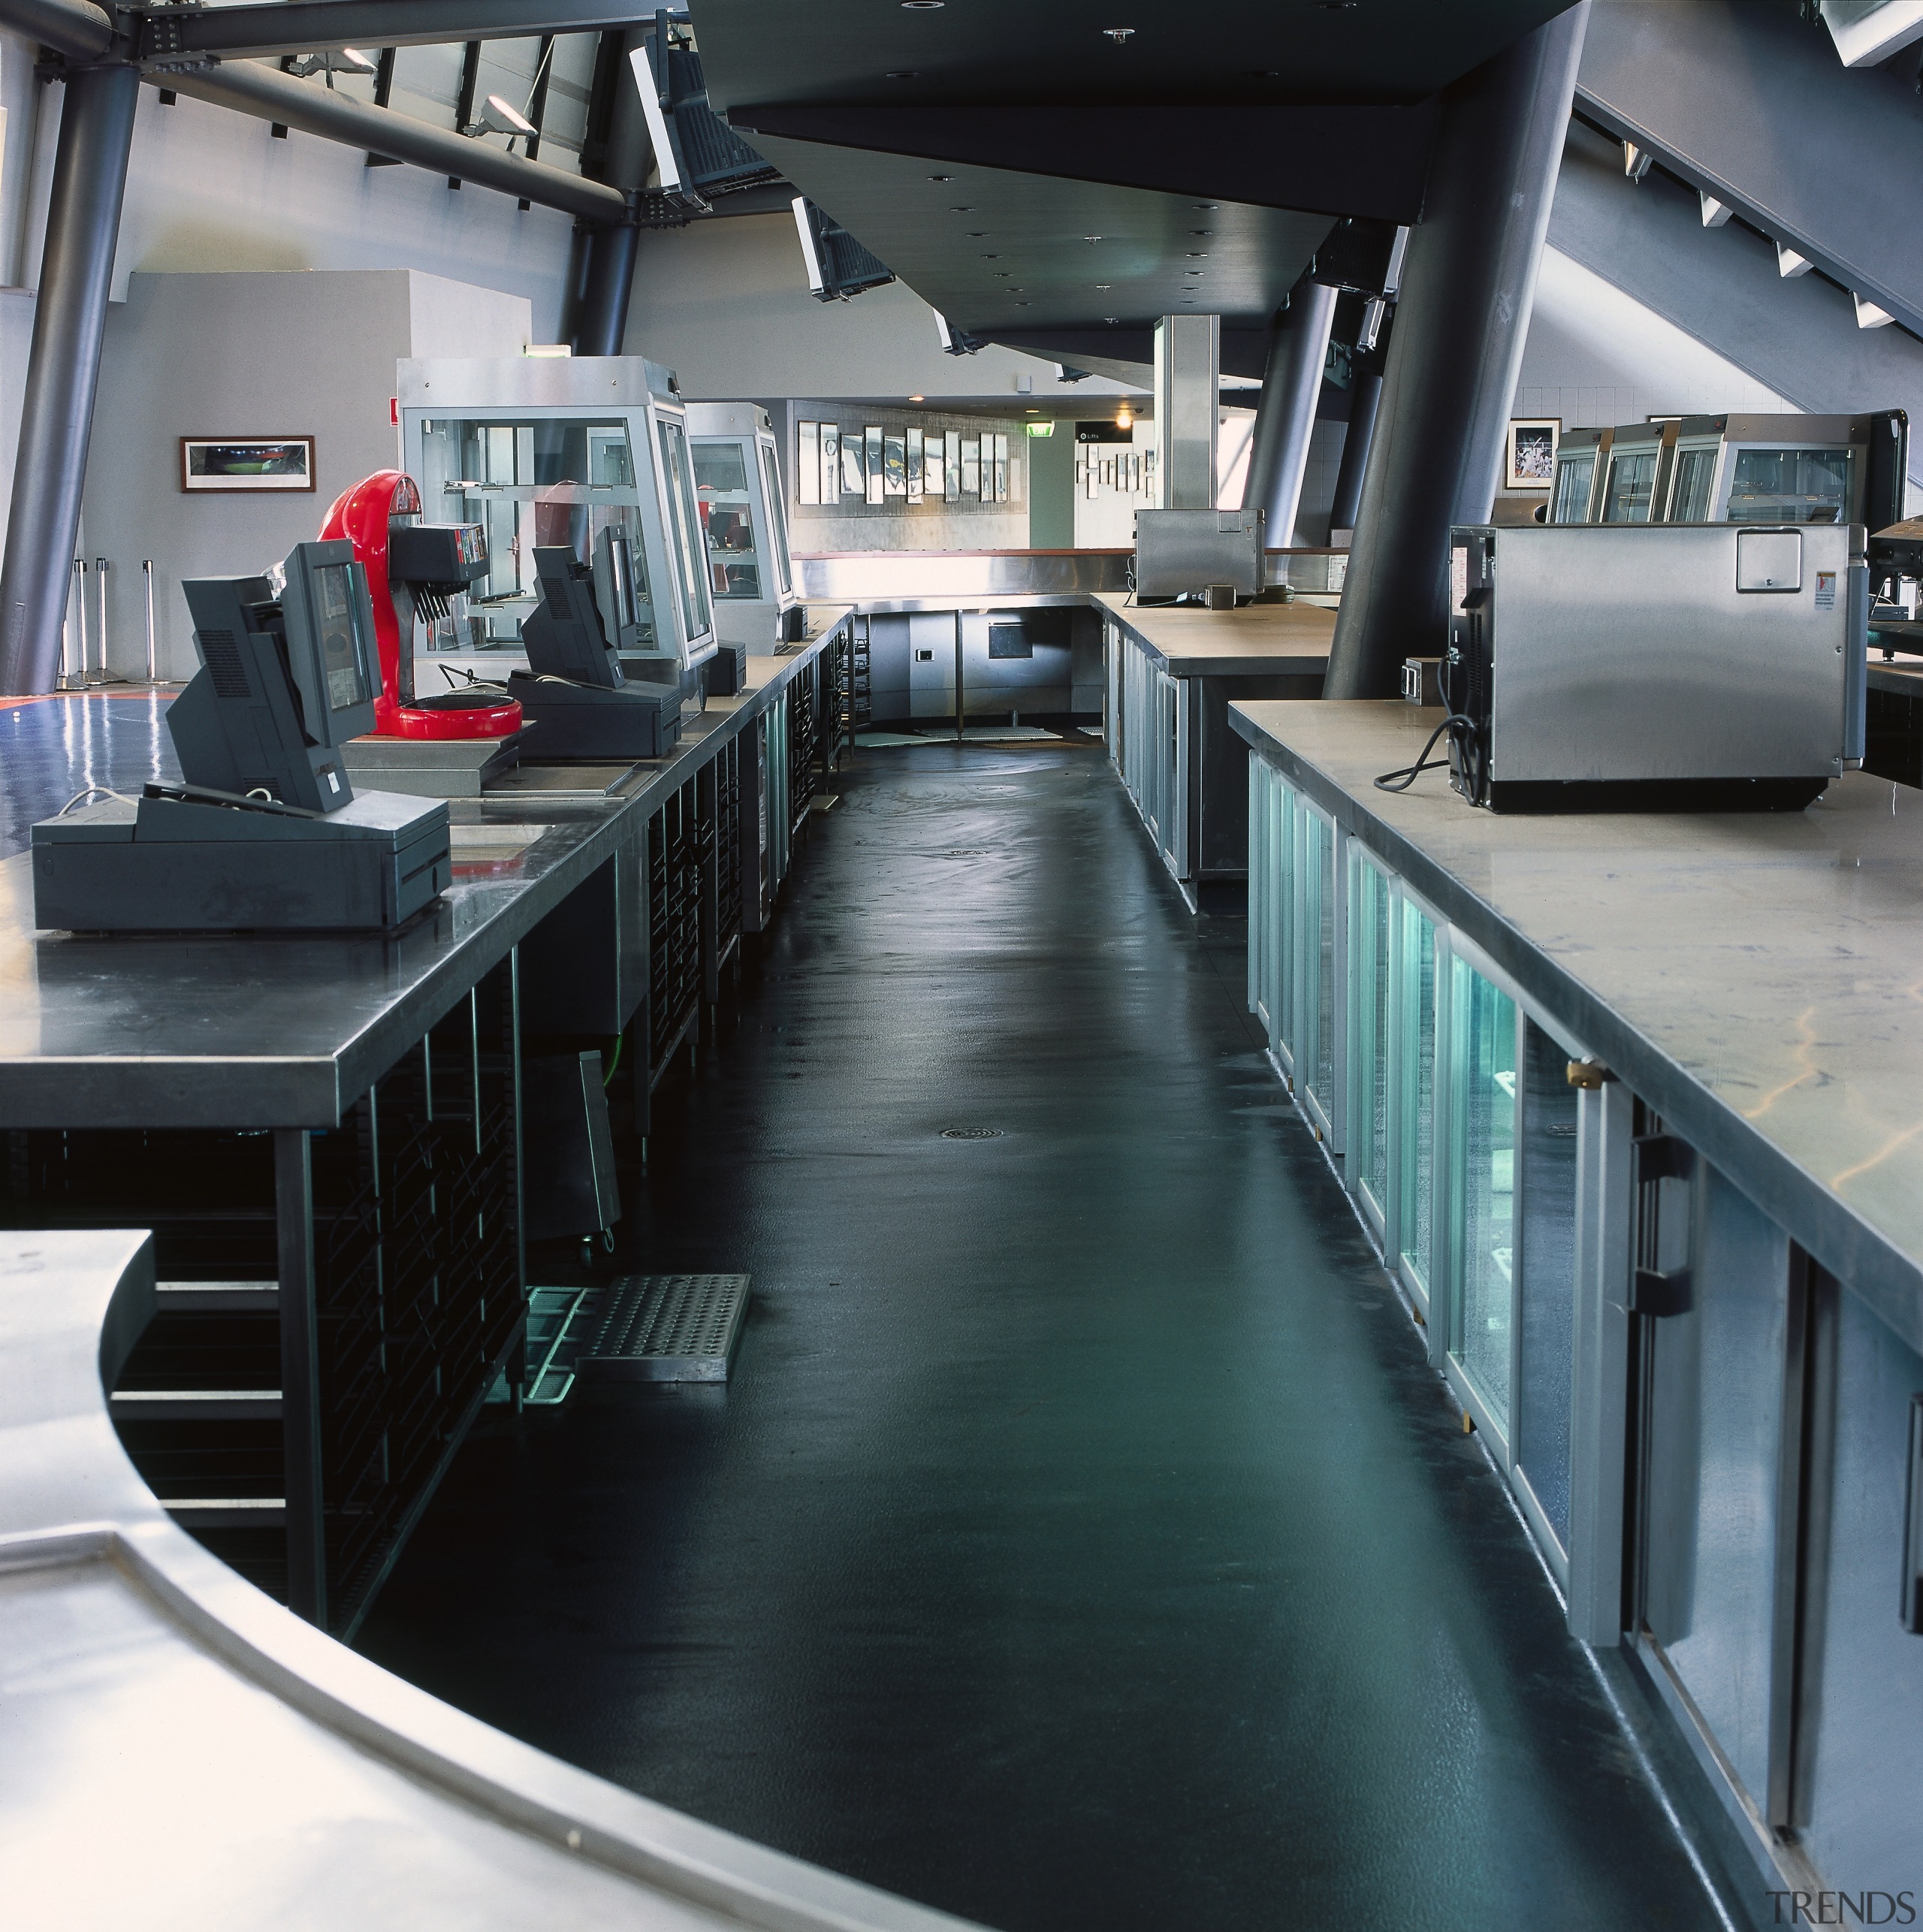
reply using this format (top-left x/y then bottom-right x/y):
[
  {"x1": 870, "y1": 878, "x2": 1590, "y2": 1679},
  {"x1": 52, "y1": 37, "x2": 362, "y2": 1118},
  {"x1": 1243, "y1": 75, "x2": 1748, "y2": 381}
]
[
  {"x1": 32, "y1": 541, "x2": 450, "y2": 933},
  {"x1": 507, "y1": 545, "x2": 683, "y2": 759}
]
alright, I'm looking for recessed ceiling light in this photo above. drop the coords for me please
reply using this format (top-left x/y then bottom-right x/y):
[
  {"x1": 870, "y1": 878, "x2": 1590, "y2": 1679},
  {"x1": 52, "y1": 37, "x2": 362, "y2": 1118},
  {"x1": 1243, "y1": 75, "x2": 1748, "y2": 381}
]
[
  {"x1": 968, "y1": 231, "x2": 988, "y2": 237},
  {"x1": 1016, "y1": 300, "x2": 1031, "y2": 306},
  {"x1": 927, "y1": 174, "x2": 952, "y2": 182},
  {"x1": 1084, "y1": 234, "x2": 1103, "y2": 243},
  {"x1": 910, "y1": 393, "x2": 925, "y2": 401},
  {"x1": 1194, "y1": 203, "x2": 1218, "y2": 211},
  {"x1": 1321, "y1": 2, "x2": 1358, "y2": 10},
  {"x1": 1185, "y1": 252, "x2": 1207, "y2": 258},
  {"x1": 949, "y1": 205, "x2": 974, "y2": 212},
  {"x1": 1103, "y1": 316, "x2": 1120, "y2": 324},
  {"x1": 902, "y1": 1, "x2": 944, "y2": 9},
  {"x1": 981, "y1": 252, "x2": 999, "y2": 258},
  {"x1": 1102, "y1": 26, "x2": 1136, "y2": 41},
  {"x1": 1191, "y1": 229, "x2": 1212, "y2": 236},
  {"x1": 1094, "y1": 282, "x2": 1111, "y2": 289}
]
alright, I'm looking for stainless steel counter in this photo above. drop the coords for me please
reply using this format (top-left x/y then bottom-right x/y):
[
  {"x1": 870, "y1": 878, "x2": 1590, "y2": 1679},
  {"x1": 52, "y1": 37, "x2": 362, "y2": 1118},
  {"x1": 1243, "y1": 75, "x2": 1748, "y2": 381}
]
[
  {"x1": 0, "y1": 1228, "x2": 980, "y2": 1932},
  {"x1": 1094, "y1": 593, "x2": 1336, "y2": 679},
  {"x1": 1229, "y1": 697, "x2": 1923, "y2": 1357},
  {"x1": 0, "y1": 629, "x2": 842, "y2": 1131}
]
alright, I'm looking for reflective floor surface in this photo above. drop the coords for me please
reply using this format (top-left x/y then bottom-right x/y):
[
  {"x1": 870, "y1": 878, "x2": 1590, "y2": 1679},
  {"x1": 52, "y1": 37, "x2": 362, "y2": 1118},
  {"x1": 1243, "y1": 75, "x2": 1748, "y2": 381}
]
[{"x1": 357, "y1": 744, "x2": 1743, "y2": 1932}]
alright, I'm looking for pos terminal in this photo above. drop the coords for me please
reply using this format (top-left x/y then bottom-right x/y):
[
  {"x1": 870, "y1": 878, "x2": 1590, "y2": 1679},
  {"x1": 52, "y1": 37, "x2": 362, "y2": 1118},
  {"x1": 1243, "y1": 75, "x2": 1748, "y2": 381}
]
[{"x1": 32, "y1": 540, "x2": 451, "y2": 933}]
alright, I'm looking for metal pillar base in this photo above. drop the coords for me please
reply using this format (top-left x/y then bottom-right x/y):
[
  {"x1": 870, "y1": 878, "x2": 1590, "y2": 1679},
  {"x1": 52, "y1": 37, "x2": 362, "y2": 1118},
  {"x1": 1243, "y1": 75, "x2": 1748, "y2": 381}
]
[{"x1": 1324, "y1": 3, "x2": 1592, "y2": 699}]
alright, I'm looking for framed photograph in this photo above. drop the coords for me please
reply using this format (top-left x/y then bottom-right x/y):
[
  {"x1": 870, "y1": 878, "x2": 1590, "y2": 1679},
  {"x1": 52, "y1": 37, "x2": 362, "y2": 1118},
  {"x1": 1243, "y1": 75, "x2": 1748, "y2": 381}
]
[
  {"x1": 907, "y1": 427, "x2": 924, "y2": 503},
  {"x1": 944, "y1": 430, "x2": 962, "y2": 503},
  {"x1": 180, "y1": 435, "x2": 315, "y2": 494},
  {"x1": 820, "y1": 423, "x2": 842, "y2": 500},
  {"x1": 842, "y1": 428, "x2": 864, "y2": 497},
  {"x1": 961, "y1": 435, "x2": 980, "y2": 498},
  {"x1": 797, "y1": 421, "x2": 821, "y2": 506},
  {"x1": 1505, "y1": 418, "x2": 1559, "y2": 491},
  {"x1": 865, "y1": 426, "x2": 884, "y2": 506},
  {"x1": 994, "y1": 433, "x2": 1009, "y2": 503},
  {"x1": 925, "y1": 431, "x2": 945, "y2": 501},
  {"x1": 884, "y1": 430, "x2": 907, "y2": 497}
]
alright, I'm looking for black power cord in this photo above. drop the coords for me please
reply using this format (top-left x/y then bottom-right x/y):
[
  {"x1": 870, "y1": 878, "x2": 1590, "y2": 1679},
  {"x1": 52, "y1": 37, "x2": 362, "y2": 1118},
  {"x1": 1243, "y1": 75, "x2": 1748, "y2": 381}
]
[{"x1": 1374, "y1": 711, "x2": 1480, "y2": 797}]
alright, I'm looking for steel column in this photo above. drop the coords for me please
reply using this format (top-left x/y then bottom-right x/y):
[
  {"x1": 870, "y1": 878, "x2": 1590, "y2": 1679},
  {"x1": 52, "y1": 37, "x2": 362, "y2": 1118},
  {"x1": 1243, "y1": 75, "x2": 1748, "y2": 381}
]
[
  {"x1": 1324, "y1": 2, "x2": 1590, "y2": 699},
  {"x1": 569, "y1": 25, "x2": 651, "y2": 355},
  {"x1": 1328, "y1": 350, "x2": 1385, "y2": 537},
  {"x1": 1241, "y1": 279, "x2": 1337, "y2": 548},
  {"x1": 572, "y1": 223, "x2": 641, "y2": 355},
  {"x1": 0, "y1": 62, "x2": 138, "y2": 696}
]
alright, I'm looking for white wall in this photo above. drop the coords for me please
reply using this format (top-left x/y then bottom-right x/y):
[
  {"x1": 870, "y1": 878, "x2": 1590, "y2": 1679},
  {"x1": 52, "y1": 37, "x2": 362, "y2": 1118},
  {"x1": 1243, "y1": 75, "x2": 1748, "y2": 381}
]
[
  {"x1": 1516, "y1": 245, "x2": 1795, "y2": 428},
  {"x1": 82, "y1": 269, "x2": 530, "y2": 680},
  {"x1": 625, "y1": 211, "x2": 1138, "y2": 406}
]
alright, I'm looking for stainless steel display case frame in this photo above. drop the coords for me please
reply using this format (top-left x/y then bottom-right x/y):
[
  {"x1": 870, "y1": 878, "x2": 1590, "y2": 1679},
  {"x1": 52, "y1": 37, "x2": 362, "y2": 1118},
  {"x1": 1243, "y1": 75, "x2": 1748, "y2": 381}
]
[
  {"x1": 687, "y1": 400, "x2": 800, "y2": 649},
  {"x1": 399, "y1": 356, "x2": 717, "y2": 685}
]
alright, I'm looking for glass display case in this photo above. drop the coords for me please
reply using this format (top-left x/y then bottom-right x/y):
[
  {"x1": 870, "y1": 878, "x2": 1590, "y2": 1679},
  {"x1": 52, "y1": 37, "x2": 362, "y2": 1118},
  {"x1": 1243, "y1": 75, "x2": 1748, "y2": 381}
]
[
  {"x1": 1548, "y1": 428, "x2": 1607, "y2": 524},
  {"x1": 687, "y1": 402, "x2": 799, "y2": 650},
  {"x1": 397, "y1": 356, "x2": 715, "y2": 681}
]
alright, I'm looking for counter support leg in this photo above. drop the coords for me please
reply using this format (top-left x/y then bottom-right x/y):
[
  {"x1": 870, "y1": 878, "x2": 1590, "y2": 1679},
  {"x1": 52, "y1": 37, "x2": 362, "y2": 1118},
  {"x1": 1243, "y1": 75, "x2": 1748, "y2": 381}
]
[
  {"x1": 276, "y1": 1128, "x2": 327, "y2": 1629},
  {"x1": 955, "y1": 611, "x2": 965, "y2": 742},
  {"x1": 1323, "y1": 2, "x2": 1589, "y2": 699}
]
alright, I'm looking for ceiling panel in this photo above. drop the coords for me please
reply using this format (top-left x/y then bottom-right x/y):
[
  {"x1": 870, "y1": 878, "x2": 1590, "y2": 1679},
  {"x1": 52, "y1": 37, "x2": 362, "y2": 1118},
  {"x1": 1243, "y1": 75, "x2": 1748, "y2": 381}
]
[
  {"x1": 691, "y1": 0, "x2": 1580, "y2": 110},
  {"x1": 742, "y1": 131, "x2": 1334, "y2": 335}
]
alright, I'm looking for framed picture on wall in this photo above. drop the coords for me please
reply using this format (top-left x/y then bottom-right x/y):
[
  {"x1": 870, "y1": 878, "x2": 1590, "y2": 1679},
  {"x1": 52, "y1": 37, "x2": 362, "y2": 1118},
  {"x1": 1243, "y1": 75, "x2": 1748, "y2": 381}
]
[
  {"x1": 1505, "y1": 418, "x2": 1560, "y2": 491},
  {"x1": 994, "y1": 433, "x2": 1009, "y2": 503},
  {"x1": 925, "y1": 431, "x2": 945, "y2": 500},
  {"x1": 961, "y1": 436, "x2": 980, "y2": 497},
  {"x1": 797, "y1": 422, "x2": 821, "y2": 506},
  {"x1": 907, "y1": 427, "x2": 924, "y2": 503},
  {"x1": 841, "y1": 427, "x2": 863, "y2": 497},
  {"x1": 180, "y1": 436, "x2": 315, "y2": 493},
  {"x1": 820, "y1": 423, "x2": 842, "y2": 500},
  {"x1": 945, "y1": 430, "x2": 962, "y2": 503},
  {"x1": 884, "y1": 431, "x2": 907, "y2": 497},
  {"x1": 865, "y1": 426, "x2": 885, "y2": 506}
]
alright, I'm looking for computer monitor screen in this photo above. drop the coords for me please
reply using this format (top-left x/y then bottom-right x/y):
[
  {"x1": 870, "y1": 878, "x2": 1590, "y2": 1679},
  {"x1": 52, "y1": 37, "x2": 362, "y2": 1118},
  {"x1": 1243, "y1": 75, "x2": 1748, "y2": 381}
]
[
  {"x1": 315, "y1": 560, "x2": 372, "y2": 712},
  {"x1": 522, "y1": 545, "x2": 623, "y2": 688}
]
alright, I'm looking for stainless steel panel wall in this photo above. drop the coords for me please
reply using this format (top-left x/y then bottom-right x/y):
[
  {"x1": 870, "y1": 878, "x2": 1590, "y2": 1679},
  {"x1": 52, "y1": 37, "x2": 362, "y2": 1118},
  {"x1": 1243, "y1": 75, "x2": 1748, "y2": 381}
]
[
  {"x1": 1644, "y1": 1162, "x2": 1789, "y2": 1810},
  {"x1": 1798, "y1": 1284, "x2": 1923, "y2": 1894},
  {"x1": 1483, "y1": 523, "x2": 1859, "y2": 782}
]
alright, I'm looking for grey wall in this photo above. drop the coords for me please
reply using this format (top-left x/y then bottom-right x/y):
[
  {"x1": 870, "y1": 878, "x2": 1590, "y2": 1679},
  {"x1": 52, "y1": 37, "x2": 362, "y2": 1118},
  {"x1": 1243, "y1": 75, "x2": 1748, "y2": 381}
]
[
  {"x1": 1028, "y1": 427, "x2": 1074, "y2": 548},
  {"x1": 81, "y1": 269, "x2": 530, "y2": 679}
]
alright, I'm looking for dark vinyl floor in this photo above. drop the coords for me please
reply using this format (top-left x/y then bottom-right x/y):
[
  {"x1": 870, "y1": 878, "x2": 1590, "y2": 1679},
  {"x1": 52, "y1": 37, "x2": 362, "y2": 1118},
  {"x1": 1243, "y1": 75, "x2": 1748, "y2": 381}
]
[{"x1": 355, "y1": 743, "x2": 1731, "y2": 1932}]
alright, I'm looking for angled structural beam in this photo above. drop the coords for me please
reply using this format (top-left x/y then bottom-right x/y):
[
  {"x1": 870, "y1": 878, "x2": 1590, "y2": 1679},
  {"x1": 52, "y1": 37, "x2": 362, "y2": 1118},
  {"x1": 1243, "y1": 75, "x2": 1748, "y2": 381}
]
[
  {"x1": 1325, "y1": 2, "x2": 1590, "y2": 700},
  {"x1": 136, "y1": 1, "x2": 650, "y2": 63},
  {"x1": 0, "y1": 0, "x2": 113, "y2": 62},
  {"x1": 156, "y1": 59, "x2": 629, "y2": 224},
  {"x1": 0, "y1": 63, "x2": 140, "y2": 695},
  {"x1": 1242, "y1": 279, "x2": 1338, "y2": 547}
]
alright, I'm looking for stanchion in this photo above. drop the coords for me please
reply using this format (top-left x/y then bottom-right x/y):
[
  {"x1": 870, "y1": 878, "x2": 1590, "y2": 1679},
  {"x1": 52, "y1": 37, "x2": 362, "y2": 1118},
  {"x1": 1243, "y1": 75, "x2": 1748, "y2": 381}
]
[
  {"x1": 142, "y1": 560, "x2": 157, "y2": 683},
  {"x1": 69, "y1": 559, "x2": 88, "y2": 690},
  {"x1": 94, "y1": 557, "x2": 110, "y2": 683}
]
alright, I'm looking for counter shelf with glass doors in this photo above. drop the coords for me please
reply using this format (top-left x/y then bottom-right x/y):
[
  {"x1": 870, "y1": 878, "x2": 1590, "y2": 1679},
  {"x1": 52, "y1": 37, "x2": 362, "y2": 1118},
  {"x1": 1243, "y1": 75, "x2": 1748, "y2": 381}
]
[
  {"x1": 1244, "y1": 742, "x2": 1923, "y2": 1915},
  {"x1": 397, "y1": 356, "x2": 717, "y2": 688},
  {"x1": 687, "y1": 401, "x2": 800, "y2": 651},
  {"x1": 1548, "y1": 410, "x2": 1906, "y2": 531}
]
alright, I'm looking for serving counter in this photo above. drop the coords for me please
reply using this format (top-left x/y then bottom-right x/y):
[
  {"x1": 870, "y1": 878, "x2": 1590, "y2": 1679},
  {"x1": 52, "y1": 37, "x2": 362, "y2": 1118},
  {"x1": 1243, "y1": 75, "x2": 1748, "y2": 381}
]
[
  {"x1": 0, "y1": 621, "x2": 848, "y2": 1640},
  {"x1": 1095, "y1": 593, "x2": 1333, "y2": 902},
  {"x1": 1230, "y1": 696, "x2": 1923, "y2": 1909}
]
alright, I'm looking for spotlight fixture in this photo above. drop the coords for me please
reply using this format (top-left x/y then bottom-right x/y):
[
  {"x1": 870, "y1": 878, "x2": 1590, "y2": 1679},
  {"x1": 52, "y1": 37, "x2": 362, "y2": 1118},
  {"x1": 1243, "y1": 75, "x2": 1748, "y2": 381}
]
[
  {"x1": 1115, "y1": 406, "x2": 1134, "y2": 429},
  {"x1": 909, "y1": 393, "x2": 925, "y2": 402},
  {"x1": 466, "y1": 92, "x2": 537, "y2": 138},
  {"x1": 288, "y1": 46, "x2": 378, "y2": 82},
  {"x1": 1103, "y1": 26, "x2": 1136, "y2": 41}
]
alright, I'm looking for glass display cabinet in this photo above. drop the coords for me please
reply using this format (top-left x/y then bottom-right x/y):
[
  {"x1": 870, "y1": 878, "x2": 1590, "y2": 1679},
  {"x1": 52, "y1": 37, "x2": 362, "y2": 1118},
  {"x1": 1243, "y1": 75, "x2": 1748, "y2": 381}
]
[
  {"x1": 686, "y1": 401, "x2": 799, "y2": 650},
  {"x1": 1552, "y1": 411, "x2": 1904, "y2": 528},
  {"x1": 397, "y1": 356, "x2": 716, "y2": 686}
]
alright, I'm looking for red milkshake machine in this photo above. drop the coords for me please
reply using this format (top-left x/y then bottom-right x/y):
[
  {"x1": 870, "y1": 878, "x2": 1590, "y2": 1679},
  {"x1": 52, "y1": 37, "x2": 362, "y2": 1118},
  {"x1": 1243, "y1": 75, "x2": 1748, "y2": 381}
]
[{"x1": 321, "y1": 470, "x2": 522, "y2": 740}]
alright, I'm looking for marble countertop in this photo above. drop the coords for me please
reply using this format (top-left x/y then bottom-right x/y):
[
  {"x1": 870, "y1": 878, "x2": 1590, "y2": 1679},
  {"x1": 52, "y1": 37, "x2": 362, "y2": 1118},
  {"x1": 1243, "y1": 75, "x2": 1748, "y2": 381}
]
[
  {"x1": 1230, "y1": 698, "x2": 1923, "y2": 1355},
  {"x1": 1094, "y1": 594, "x2": 1334, "y2": 677}
]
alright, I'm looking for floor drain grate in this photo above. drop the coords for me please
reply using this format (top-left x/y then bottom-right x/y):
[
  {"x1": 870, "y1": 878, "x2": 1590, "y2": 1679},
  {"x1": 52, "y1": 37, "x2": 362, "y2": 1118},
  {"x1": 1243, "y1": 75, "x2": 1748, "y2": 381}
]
[
  {"x1": 940, "y1": 1128, "x2": 1004, "y2": 1140},
  {"x1": 578, "y1": 1275, "x2": 751, "y2": 1383}
]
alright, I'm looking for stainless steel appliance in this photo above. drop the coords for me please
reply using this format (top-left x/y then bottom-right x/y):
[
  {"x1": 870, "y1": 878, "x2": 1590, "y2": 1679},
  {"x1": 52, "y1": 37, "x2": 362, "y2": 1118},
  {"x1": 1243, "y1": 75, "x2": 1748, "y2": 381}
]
[
  {"x1": 1441, "y1": 521, "x2": 1868, "y2": 811},
  {"x1": 1134, "y1": 508, "x2": 1263, "y2": 599}
]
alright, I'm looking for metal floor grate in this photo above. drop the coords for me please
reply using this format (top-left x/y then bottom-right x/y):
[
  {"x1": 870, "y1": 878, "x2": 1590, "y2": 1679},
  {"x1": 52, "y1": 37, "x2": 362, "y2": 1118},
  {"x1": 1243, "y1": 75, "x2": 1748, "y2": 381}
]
[{"x1": 578, "y1": 1274, "x2": 750, "y2": 1383}]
